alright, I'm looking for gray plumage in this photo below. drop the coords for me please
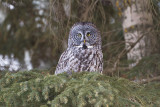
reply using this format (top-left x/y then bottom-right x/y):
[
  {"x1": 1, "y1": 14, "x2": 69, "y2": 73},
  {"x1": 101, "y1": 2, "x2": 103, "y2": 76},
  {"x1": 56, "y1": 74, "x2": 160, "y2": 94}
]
[{"x1": 55, "y1": 22, "x2": 103, "y2": 74}]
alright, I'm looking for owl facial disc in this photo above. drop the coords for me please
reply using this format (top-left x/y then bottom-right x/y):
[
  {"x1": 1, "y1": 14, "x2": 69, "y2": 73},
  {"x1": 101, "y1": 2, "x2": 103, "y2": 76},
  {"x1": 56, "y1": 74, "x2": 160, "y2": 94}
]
[{"x1": 68, "y1": 22, "x2": 102, "y2": 49}]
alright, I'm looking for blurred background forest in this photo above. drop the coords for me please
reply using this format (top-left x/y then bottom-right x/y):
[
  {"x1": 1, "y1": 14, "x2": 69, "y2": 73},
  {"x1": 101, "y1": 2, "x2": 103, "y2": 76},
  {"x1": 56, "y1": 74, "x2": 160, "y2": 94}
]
[{"x1": 0, "y1": 0, "x2": 160, "y2": 81}]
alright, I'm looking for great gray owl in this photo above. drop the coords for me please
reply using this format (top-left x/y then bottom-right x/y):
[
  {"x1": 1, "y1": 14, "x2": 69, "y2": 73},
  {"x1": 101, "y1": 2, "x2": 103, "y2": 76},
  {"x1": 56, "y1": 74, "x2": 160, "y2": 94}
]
[{"x1": 55, "y1": 22, "x2": 103, "y2": 74}]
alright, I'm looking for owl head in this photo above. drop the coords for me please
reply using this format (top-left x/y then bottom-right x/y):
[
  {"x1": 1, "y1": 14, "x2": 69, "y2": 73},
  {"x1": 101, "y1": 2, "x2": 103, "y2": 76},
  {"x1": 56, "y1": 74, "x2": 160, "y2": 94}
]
[{"x1": 68, "y1": 22, "x2": 102, "y2": 49}]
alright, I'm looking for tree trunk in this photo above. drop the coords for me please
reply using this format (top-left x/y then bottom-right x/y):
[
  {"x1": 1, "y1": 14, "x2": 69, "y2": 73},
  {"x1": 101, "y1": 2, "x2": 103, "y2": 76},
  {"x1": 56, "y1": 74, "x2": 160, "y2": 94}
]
[{"x1": 122, "y1": 0, "x2": 158, "y2": 67}]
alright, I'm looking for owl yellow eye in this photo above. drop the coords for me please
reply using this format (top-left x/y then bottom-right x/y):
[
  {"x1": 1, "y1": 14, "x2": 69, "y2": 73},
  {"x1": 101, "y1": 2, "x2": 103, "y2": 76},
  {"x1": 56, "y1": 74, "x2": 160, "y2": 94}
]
[
  {"x1": 87, "y1": 32, "x2": 91, "y2": 36},
  {"x1": 78, "y1": 33, "x2": 82, "y2": 37}
]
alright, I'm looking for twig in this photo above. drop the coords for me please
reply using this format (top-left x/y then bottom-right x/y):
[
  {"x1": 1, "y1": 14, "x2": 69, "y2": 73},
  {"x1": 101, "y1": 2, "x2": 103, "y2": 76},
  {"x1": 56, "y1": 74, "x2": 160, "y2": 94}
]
[
  {"x1": 102, "y1": 41, "x2": 125, "y2": 48},
  {"x1": 102, "y1": 28, "x2": 123, "y2": 35},
  {"x1": 104, "y1": 67, "x2": 131, "y2": 73},
  {"x1": 138, "y1": 76, "x2": 160, "y2": 84}
]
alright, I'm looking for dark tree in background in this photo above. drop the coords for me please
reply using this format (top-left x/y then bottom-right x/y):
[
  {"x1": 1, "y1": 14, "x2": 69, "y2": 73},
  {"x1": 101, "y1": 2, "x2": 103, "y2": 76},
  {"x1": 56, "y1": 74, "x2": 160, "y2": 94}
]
[
  {"x1": 0, "y1": 0, "x2": 116, "y2": 71},
  {"x1": 0, "y1": 0, "x2": 56, "y2": 69}
]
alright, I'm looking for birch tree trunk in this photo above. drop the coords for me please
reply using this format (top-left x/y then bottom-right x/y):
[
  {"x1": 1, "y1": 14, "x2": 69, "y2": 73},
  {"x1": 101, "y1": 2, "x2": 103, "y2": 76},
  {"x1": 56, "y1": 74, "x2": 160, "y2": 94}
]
[{"x1": 122, "y1": 0, "x2": 157, "y2": 67}]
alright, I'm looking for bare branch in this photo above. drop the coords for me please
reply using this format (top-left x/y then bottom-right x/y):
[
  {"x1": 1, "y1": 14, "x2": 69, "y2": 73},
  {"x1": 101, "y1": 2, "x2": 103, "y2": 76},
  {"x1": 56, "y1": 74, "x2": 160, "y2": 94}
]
[{"x1": 138, "y1": 76, "x2": 160, "y2": 84}]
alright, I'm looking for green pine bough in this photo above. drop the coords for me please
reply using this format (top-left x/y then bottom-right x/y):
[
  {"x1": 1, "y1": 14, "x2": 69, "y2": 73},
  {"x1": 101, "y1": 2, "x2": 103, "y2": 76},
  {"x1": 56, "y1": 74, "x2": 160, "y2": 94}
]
[{"x1": 0, "y1": 70, "x2": 159, "y2": 107}]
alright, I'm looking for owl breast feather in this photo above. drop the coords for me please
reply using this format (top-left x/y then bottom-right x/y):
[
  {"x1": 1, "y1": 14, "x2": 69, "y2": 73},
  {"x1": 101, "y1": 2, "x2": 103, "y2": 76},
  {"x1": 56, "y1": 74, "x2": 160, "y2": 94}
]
[{"x1": 55, "y1": 47, "x2": 103, "y2": 74}]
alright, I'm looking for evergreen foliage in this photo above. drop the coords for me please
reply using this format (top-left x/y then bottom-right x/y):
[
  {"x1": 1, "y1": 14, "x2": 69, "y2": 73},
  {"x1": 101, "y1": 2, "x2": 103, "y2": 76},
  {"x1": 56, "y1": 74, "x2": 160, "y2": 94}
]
[{"x1": 0, "y1": 70, "x2": 159, "y2": 107}]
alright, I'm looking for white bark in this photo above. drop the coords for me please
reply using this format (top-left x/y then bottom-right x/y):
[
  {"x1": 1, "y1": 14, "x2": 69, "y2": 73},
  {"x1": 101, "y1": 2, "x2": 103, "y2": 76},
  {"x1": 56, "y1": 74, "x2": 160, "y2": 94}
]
[{"x1": 122, "y1": 0, "x2": 156, "y2": 67}]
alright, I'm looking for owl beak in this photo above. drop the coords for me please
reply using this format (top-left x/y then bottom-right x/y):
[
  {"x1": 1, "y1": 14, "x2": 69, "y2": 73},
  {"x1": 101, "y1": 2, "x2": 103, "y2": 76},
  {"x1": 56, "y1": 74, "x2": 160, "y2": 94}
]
[
  {"x1": 80, "y1": 37, "x2": 93, "y2": 49},
  {"x1": 83, "y1": 40, "x2": 86, "y2": 43},
  {"x1": 82, "y1": 40, "x2": 87, "y2": 49}
]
